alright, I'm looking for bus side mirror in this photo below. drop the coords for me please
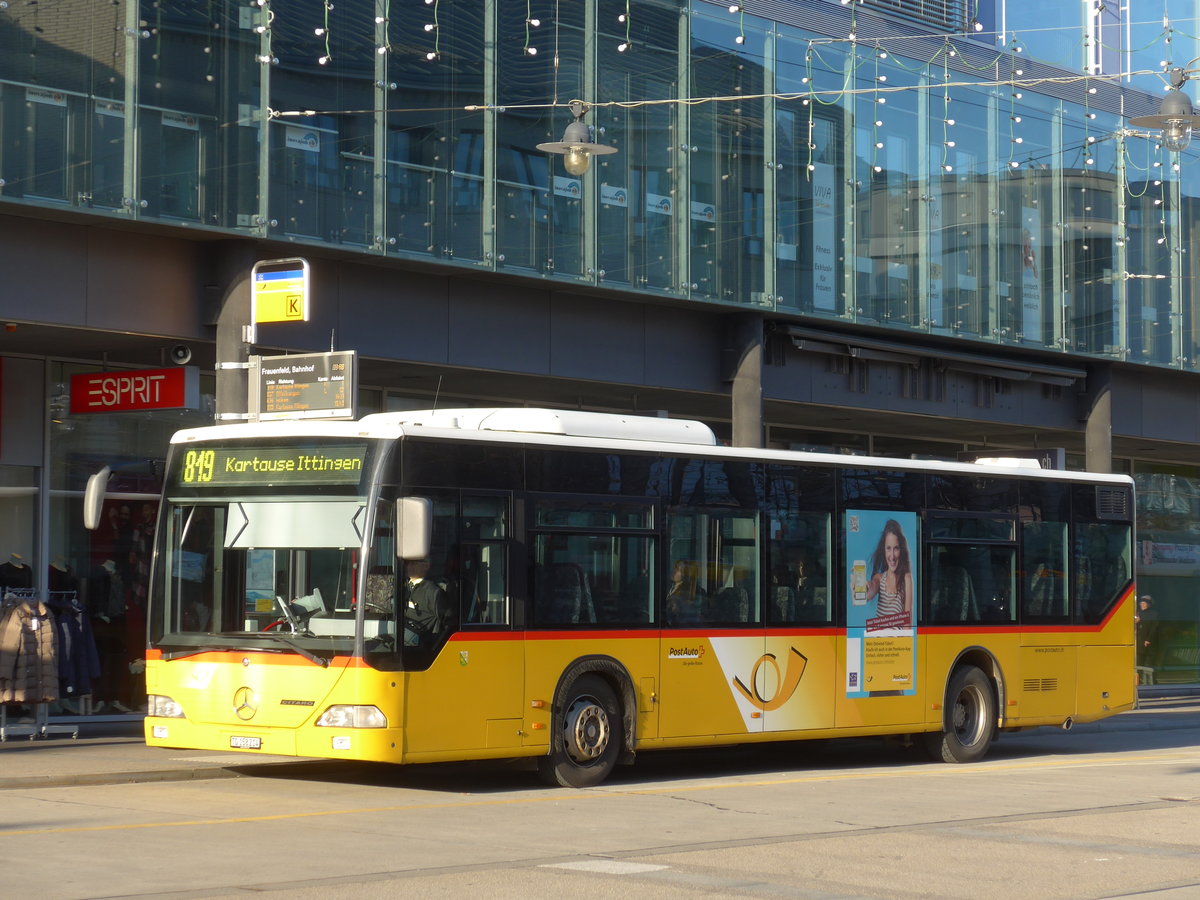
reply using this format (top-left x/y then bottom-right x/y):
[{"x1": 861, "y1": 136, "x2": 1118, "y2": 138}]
[
  {"x1": 396, "y1": 497, "x2": 431, "y2": 561},
  {"x1": 83, "y1": 466, "x2": 112, "y2": 531}
]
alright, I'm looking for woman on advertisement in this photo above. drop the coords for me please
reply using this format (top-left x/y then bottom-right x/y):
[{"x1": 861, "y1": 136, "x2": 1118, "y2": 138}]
[{"x1": 863, "y1": 519, "x2": 913, "y2": 617}]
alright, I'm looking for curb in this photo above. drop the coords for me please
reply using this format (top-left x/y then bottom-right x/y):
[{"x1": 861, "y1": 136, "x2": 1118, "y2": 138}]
[{"x1": 0, "y1": 766, "x2": 249, "y2": 791}]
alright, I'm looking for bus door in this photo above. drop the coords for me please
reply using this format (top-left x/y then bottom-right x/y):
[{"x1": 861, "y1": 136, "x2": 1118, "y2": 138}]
[
  {"x1": 399, "y1": 493, "x2": 525, "y2": 756},
  {"x1": 661, "y1": 509, "x2": 765, "y2": 738},
  {"x1": 762, "y1": 510, "x2": 837, "y2": 735}
]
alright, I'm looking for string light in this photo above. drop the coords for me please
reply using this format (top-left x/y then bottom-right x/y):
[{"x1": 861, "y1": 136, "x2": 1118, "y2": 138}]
[
  {"x1": 728, "y1": 1, "x2": 745, "y2": 46},
  {"x1": 523, "y1": 0, "x2": 538, "y2": 55},
  {"x1": 317, "y1": 0, "x2": 333, "y2": 67},
  {"x1": 426, "y1": 0, "x2": 441, "y2": 60}
]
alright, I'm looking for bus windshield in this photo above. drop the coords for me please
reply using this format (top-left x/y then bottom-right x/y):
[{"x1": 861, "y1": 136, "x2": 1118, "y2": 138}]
[
  {"x1": 148, "y1": 437, "x2": 389, "y2": 659},
  {"x1": 149, "y1": 499, "x2": 375, "y2": 655}
]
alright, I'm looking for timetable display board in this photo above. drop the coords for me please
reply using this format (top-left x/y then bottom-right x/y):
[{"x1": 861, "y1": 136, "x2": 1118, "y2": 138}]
[{"x1": 251, "y1": 350, "x2": 357, "y2": 421}]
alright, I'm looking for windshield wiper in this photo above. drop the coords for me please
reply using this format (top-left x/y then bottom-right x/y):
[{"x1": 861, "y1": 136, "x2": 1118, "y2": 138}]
[
  {"x1": 249, "y1": 632, "x2": 330, "y2": 667},
  {"x1": 158, "y1": 633, "x2": 330, "y2": 667}
]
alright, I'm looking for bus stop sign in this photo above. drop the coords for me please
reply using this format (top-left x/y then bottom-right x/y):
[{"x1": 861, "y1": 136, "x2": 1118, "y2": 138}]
[{"x1": 252, "y1": 258, "x2": 310, "y2": 324}]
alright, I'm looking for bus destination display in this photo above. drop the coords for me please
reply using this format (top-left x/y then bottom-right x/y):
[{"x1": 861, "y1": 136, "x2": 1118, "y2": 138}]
[{"x1": 175, "y1": 445, "x2": 366, "y2": 487}]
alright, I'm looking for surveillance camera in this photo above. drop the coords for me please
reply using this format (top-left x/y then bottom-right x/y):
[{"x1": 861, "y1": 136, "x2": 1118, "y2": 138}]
[{"x1": 169, "y1": 344, "x2": 192, "y2": 365}]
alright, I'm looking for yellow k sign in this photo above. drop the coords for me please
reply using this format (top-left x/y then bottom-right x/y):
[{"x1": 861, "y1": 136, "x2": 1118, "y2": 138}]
[{"x1": 732, "y1": 647, "x2": 808, "y2": 711}]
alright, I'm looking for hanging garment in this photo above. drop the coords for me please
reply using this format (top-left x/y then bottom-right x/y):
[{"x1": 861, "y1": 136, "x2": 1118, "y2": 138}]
[
  {"x1": 0, "y1": 598, "x2": 59, "y2": 703},
  {"x1": 49, "y1": 594, "x2": 101, "y2": 698}
]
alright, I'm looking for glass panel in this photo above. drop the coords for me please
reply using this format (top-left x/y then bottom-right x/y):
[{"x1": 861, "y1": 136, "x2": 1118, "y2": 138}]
[
  {"x1": 140, "y1": 112, "x2": 204, "y2": 220},
  {"x1": 1134, "y1": 467, "x2": 1200, "y2": 681},
  {"x1": 1073, "y1": 521, "x2": 1131, "y2": 623},
  {"x1": 1022, "y1": 521, "x2": 1068, "y2": 620},
  {"x1": 384, "y1": 0, "x2": 485, "y2": 260},
  {"x1": 497, "y1": 0, "x2": 582, "y2": 275},
  {"x1": 929, "y1": 474, "x2": 1019, "y2": 513},
  {"x1": 931, "y1": 75, "x2": 989, "y2": 337},
  {"x1": 928, "y1": 516, "x2": 1015, "y2": 542},
  {"x1": 535, "y1": 499, "x2": 653, "y2": 529},
  {"x1": 666, "y1": 510, "x2": 759, "y2": 626},
  {"x1": 775, "y1": 34, "x2": 844, "y2": 315},
  {"x1": 1063, "y1": 111, "x2": 1123, "y2": 357},
  {"x1": 29, "y1": 96, "x2": 70, "y2": 201},
  {"x1": 768, "y1": 512, "x2": 831, "y2": 624},
  {"x1": 999, "y1": 3, "x2": 1084, "y2": 70},
  {"x1": 594, "y1": 0, "x2": 679, "y2": 292},
  {"x1": 999, "y1": 92, "x2": 1059, "y2": 348},
  {"x1": 461, "y1": 542, "x2": 508, "y2": 625},
  {"x1": 1124, "y1": 137, "x2": 1175, "y2": 365},
  {"x1": 854, "y1": 47, "x2": 922, "y2": 328},
  {"x1": 841, "y1": 469, "x2": 924, "y2": 509},
  {"x1": 929, "y1": 543, "x2": 1015, "y2": 624},
  {"x1": 463, "y1": 495, "x2": 508, "y2": 540},
  {"x1": 89, "y1": 102, "x2": 126, "y2": 210},
  {"x1": 594, "y1": 1, "x2": 678, "y2": 288},
  {"x1": 532, "y1": 532, "x2": 654, "y2": 626},
  {"x1": 268, "y1": 0, "x2": 375, "y2": 247},
  {"x1": 690, "y1": 12, "x2": 765, "y2": 304}
]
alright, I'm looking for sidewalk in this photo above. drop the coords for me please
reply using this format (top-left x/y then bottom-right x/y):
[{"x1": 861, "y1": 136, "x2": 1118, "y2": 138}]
[
  {"x1": 0, "y1": 719, "x2": 334, "y2": 790},
  {"x1": 1, "y1": 686, "x2": 1197, "y2": 790}
]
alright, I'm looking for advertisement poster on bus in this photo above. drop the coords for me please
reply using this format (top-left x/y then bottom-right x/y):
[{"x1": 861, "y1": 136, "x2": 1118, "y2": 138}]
[{"x1": 844, "y1": 510, "x2": 918, "y2": 698}]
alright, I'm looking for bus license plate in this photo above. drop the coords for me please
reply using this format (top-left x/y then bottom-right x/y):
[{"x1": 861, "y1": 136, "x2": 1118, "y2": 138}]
[{"x1": 230, "y1": 736, "x2": 262, "y2": 750}]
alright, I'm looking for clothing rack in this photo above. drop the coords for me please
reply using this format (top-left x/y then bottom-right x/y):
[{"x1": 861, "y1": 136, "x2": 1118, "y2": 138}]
[
  {"x1": 0, "y1": 701, "x2": 78, "y2": 741},
  {"x1": 0, "y1": 589, "x2": 80, "y2": 740}
]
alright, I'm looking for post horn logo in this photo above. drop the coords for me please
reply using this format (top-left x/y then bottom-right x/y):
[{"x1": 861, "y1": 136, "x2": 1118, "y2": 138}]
[
  {"x1": 233, "y1": 686, "x2": 258, "y2": 721},
  {"x1": 732, "y1": 647, "x2": 808, "y2": 711}
]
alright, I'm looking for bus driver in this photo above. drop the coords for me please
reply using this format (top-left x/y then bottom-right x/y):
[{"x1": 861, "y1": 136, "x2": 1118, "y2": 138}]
[{"x1": 403, "y1": 558, "x2": 450, "y2": 647}]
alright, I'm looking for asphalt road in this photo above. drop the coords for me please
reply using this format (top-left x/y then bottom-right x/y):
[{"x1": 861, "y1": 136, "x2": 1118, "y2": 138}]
[{"x1": 2, "y1": 696, "x2": 1198, "y2": 900}]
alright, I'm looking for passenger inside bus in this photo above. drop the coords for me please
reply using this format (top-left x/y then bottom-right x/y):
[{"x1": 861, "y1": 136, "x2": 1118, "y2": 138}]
[{"x1": 664, "y1": 560, "x2": 703, "y2": 625}]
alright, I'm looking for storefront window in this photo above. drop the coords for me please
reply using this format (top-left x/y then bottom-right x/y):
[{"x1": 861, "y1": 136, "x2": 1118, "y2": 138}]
[
  {"x1": 46, "y1": 362, "x2": 214, "y2": 716},
  {"x1": 1133, "y1": 465, "x2": 1200, "y2": 683}
]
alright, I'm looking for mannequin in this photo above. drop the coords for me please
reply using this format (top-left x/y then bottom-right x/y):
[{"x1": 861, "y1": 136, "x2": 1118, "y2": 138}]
[
  {"x1": 49, "y1": 557, "x2": 76, "y2": 594},
  {"x1": 0, "y1": 553, "x2": 32, "y2": 594}
]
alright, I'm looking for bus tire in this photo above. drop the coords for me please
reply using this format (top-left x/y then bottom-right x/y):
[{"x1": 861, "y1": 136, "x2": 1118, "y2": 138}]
[
  {"x1": 923, "y1": 665, "x2": 995, "y2": 763},
  {"x1": 537, "y1": 674, "x2": 622, "y2": 788}
]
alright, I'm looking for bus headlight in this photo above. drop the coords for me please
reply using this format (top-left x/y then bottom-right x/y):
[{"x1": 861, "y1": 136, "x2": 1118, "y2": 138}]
[
  {"x1": 316, "y1": 705, "x2": 386, "y2": 728},
  {"x1": 148, "y1": 695, "x2": 185, "y2": 718}
]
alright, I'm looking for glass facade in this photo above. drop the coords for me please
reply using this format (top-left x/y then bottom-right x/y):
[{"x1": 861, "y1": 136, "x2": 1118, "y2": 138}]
[{"x1": 0, "y1": 0, "x2": 1198, "y2": 369}]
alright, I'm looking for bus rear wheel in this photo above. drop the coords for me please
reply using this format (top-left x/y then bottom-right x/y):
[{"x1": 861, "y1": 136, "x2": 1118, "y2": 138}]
[
  {"x1": 923, "y1": 665, "x2": 995, "y2": 763},
  {"x1": 538, "y1": 674, "x2": 622, "y2": 788}
]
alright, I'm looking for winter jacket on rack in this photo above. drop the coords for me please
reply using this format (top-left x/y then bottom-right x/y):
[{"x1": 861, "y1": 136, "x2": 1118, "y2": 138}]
[
  {"x1": 48, "y1": 593, "x2": 101, "y2": 698},
  {"x1": 0, "y1": 597, "x2": 59, "y2": 703}
]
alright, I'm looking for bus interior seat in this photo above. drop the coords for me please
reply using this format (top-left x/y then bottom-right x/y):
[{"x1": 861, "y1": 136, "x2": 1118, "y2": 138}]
[
  {"x1": 363, "y1": 570, "x2": 395, "y2": 614},
  {"x1": 932, "y1": 565, "x2": 978, "y2": 622},
  {"x1": 463, "y1": 561, "x2": 488, "y2": 623},
  {"x1": 709, "y1": 586, "x2": 748, "y2": 623},
  {"x1": 1025, "y1": 560, "x2": 1063, "y2": 618},
  {"x1": 539, "y1": 563, "x2": 595, "y2": 624}
]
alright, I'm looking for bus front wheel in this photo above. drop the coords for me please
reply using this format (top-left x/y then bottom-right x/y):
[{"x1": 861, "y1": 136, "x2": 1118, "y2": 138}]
[
  {"x1": 538, "y1": 674, "x2": 622, "y2": 788},
  {"x1": 923, "y1": 665, "x2": 995, "y2": 763}
]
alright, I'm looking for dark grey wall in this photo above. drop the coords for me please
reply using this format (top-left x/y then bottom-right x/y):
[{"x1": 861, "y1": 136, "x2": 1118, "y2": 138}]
[
  {"x1": 1, "y1": 356, "x2": 44, "y2": 467},
  {"x1": 0, "y1": 215, "x2": 206, "y2": 337}
]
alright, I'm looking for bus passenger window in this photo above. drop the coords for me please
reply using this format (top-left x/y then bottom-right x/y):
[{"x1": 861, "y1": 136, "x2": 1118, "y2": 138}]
[
  {"x1": 767, "y1": 513, "x2": 831, "y2": 626},
  {"x1": 1022, "y1": 522, "x2": 1068, "y2": 621}
]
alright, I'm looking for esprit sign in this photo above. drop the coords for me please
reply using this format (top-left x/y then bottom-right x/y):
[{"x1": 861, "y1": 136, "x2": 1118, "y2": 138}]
[{"x1": 70, "y1": 367, "x2": 199, "y2": 414}]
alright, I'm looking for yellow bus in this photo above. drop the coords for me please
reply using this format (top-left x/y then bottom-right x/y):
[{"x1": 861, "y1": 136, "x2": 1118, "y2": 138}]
[{"x1": 130, "y1": 408, "x2": 1136, "y2": 787}]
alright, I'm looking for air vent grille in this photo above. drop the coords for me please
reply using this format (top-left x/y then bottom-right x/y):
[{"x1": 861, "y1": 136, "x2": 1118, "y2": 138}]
[
  {"x1": 1023, "y1": 678, "x2": 1059, "y2": 693},
  {"x1": 1097, "y1": 486, "x2": 1132, "y2": 521}
]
